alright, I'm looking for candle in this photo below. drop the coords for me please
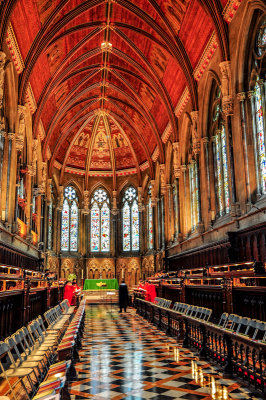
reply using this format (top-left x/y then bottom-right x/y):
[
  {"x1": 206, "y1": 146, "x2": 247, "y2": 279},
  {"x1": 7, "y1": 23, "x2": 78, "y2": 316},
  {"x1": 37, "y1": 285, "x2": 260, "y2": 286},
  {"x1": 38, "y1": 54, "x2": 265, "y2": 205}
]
[{"x1": 81, "y1": 269, "x2": 84, "y2": 279}]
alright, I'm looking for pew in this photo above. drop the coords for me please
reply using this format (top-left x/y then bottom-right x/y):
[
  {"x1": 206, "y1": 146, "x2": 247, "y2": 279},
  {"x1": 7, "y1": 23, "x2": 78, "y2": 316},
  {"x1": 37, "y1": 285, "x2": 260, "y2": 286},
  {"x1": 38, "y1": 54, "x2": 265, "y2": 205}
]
[{"x1": 135, "y1": 297, "x2": 266, "y2": 395}]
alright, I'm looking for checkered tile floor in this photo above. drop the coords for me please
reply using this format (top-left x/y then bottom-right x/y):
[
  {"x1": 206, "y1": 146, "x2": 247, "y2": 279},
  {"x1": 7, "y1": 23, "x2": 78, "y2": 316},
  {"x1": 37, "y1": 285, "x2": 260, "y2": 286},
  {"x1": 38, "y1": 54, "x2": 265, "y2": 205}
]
[{"x1": 68, "y1": 305, "x2": 263, "y2": 399}]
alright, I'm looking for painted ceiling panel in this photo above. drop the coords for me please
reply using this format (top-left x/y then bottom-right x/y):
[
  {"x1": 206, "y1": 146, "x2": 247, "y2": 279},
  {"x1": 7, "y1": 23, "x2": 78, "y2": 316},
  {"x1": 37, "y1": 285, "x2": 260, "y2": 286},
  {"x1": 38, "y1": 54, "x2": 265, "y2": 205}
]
[
  {"x1": 179, "y1": 0, "x2": 213, "y2": 68},
  {"x1": 9, "y1": 0, "x2": 220, "y2": 180}
]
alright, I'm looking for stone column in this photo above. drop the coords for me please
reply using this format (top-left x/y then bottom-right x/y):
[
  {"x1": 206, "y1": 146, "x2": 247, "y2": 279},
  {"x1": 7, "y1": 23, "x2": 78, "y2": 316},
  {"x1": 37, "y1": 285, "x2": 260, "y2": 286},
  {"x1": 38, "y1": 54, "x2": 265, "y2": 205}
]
[
  {"x1": 159, "y1": 164, "x2": 167, "y2": 247},
  {"x1": 56, "y1": 186, "x2": 64, "y2": 254},
  {"x1": 111, "y1": 190, "x2": 119, "y2": 258},
  {"x1": 138, "y1": 187, "x2": 144, "y2": 255},
  {"x1": 83, "y1": 190, "x2": 89, "y2": 255},
  {"x1": 168, "y1": 183, "x2": 174, "y2": 243},
  {"x1": 0, "y1": 51, "x2": 6, "y2": 218},
  {"x1": 5, "y1": 132, "x2": 16, "y2": 226},
  {"x1": 181, "y1": 165, "x2": 187, "y2": 237},
  {"x1": 150, "y1": 180, "x2": 156, "y2": 250},
  {"x1": 237, "y1": 92, "x2": 252, "y2": 211},
  {"x1": 25, "y1": 164, "x2": 34, "y2": 239}
]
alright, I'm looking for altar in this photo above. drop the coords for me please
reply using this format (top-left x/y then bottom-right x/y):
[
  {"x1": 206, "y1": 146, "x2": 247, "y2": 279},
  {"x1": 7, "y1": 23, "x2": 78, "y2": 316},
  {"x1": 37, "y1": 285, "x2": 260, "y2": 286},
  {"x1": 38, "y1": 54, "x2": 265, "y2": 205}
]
[{"x1": 83, "y1": 278, "x2": 119, "y2": 291}]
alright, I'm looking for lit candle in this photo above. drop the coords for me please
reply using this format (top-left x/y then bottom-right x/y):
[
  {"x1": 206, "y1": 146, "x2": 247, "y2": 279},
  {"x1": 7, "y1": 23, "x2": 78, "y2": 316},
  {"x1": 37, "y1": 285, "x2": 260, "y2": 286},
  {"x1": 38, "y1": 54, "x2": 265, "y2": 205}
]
[{"x1": 81, "y1": 269, "x2": 84, "y2": 279}]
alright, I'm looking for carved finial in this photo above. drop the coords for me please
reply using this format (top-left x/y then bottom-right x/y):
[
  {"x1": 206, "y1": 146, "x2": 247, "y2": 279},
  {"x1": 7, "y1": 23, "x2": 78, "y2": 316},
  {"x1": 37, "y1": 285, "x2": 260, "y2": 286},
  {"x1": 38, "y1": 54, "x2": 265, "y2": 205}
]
[
  {"x1": 173, "y1": 142, "x2": 181, "y2": 178},
  {"x1": 219, "y1": 61, "x2": 233, "y2": 116},
  {"x1": 159, "y1": 164, "x2": 166, "y2": 195},
  {"x1": 190, "y1": 111, "x2": 200, "y2": 155}
]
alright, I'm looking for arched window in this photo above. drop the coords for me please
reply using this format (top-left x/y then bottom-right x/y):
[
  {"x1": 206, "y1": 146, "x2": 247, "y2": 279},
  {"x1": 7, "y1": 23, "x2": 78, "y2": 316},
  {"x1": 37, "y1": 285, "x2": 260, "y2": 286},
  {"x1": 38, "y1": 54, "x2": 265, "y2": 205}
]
[
  {"x1": 91, "y1": 188, "x2": 110, "y2": 252},
  {"x1": 172, "y1": 184, "x2": 179, "y2": 238},
  {"x1": 210, "y1": 84, "x2": 230, "y2": 217},
  {"x1": 251, "y1": 19, "x2": 266, "y2": 195},
  {"x1": 47, "y1": 202, "x2": 53, "y2": 250},
  {"x1": 254, "y1": 78, "x2": 266, "y2": 194},
  {"x1": 147, "y1": 184, "x2": 153, "y2": 249},
  {"x1": 189, "y1": 160, "x2": 200, "y2": 231},
  {"x1": 122, "y1": 187, "x2": 139, "y2": 251},
  {"x1": 61, "y1": 186, "x2": 79, "y2": 252}
]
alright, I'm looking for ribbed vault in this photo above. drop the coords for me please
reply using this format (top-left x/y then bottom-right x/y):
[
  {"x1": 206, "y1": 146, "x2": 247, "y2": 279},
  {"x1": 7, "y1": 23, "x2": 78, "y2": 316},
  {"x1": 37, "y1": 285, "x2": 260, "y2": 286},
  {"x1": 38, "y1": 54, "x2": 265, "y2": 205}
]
[{"x1": 1, "y1": 0, "x2": 230, "y2": 187}]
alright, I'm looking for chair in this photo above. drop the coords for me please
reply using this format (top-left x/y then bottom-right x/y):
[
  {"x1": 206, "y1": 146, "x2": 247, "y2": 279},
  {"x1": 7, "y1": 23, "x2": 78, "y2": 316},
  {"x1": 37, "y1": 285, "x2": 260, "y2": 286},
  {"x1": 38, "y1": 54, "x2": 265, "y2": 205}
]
[
  {"x1": 0, "y1": 340, "x2": 38, "y2": 397},
  {"x1": 217, "y1": 312, "x2": 229, "y2": 328}
]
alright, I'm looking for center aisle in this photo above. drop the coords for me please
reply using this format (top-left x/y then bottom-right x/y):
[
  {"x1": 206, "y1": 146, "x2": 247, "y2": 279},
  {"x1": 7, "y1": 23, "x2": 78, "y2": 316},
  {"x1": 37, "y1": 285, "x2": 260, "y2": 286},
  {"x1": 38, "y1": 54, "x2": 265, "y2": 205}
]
[{"x1": 69, "y1": 305, "x2": 261, "y2": 400}]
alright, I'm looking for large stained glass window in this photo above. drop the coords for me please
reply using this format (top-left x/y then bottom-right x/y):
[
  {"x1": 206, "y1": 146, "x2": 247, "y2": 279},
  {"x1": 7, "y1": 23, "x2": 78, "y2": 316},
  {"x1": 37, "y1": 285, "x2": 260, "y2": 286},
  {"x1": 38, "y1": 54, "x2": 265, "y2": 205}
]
[
  {"x1": 189, "y1": 161, "x2": 200, "y2": 231},
  {"x1": 210, "y1": 84, "x2": 230, "y2": 217},
  {"x1": 61, "y1": 186, "x2": 79, "y2": 251},
  {"x1": 147, "y1": 184, "x2": 153, "y2": 249},
  {"x1": 122, "y1": 187, "x2": 139, "y2": 251},
  {"x1": 48, "y1": 202, "x2": 53, "y2": 250},
  {"x1": 254, "y1": 78, "x2": 266, "y2": 194},
  {"x1": 91, "y1": 188, "x2": 110, "y2": 252}
]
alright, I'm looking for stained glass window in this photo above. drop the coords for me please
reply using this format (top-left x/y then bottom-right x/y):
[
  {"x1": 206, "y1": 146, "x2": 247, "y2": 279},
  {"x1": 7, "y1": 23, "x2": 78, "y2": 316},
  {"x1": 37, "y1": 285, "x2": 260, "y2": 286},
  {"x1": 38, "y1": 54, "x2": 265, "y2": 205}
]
[
  {"x1": 91, "y1": 188, "x2": 110, "y2": 252},
  {"x1": 61, "y1": 187, "x2": 79, "y2": 251},
  {"x1": 210, "y1": 83, "x2": 230, "y2": 217},
  {"x1": 48, "y1": 202, "x2": 53, "y2": 250},
  {"x1": 254, "y1": 79, "x2": 266, "y2": 194},
  {"x1": 122, "y1": 187, "x2": 139, "y2": 251},
  {"x1": 189, "y1": 161, "x2": 200, "y2": 230},
  {"x1": 173, "y1": 185, "x2": 178, "y2": 236},
  {"x1": 61, "y1": 200, "x2": 70, "y2": 251},
  {"x1": 255, "y1": 19, "x2": 266, "y2": 57},
  {"x1": 70, "y1": 201, "x2": 78, "y2": 251}
]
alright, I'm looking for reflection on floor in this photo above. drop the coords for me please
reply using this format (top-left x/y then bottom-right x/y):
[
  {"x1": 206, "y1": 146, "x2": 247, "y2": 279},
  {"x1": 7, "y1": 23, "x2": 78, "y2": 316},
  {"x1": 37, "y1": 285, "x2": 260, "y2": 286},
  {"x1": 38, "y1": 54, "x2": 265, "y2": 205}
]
[{"x1": 69, "y1": 305, "x2": 263, "y2": 400}]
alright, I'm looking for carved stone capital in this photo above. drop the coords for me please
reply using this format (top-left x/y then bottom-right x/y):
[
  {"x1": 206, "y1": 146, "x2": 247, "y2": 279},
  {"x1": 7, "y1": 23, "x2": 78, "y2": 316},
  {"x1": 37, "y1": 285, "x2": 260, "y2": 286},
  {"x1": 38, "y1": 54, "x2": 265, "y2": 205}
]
[
  {"x1": 8, "y1": 132, "x2": 16, "y2": 141},
  {"x1": 15, "y1": 137, "x2": 24, "y2": 152},
  {"x1": 222, "y1": 97, "x2": 234, "y2": 116},
  {"x1": 27, "y1": 164, "x2": 34, "y2": 177},
  {"x1": 190, "y1": 110, "x2": 199, "y2": 123},
  {"x1": 202, "y1": 136, "x2": 209, "y2": 145},
  {"x1": 247, "y1": 90, "x2": 254, "y2": 100},
  {"x1": 181, "y1": 164, "x2": 187, "y2": 173},
  {"x1": 236, "y1": 92, "x2": 246, "y2": 102},
  {"x1": 174, "y1": 167, "x2": 181, "y2": 179},
  {"x1": 219, "y1": 61, "x2": 231, "y2": 77}
]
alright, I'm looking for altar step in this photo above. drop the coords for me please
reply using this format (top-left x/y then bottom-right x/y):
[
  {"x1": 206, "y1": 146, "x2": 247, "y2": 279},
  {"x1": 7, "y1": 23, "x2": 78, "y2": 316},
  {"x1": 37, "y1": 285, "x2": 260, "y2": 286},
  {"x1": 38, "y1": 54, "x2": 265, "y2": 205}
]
[{"x1": 83, "y1": 289, "x2": 118, "y2": 304}]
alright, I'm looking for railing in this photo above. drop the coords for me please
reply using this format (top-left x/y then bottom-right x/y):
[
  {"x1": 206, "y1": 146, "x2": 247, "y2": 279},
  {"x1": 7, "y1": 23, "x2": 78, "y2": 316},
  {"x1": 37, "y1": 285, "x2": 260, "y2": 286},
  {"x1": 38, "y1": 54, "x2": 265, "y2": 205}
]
[{"x1": 135, "y1": 298, "x2": 266, "y2": 395}]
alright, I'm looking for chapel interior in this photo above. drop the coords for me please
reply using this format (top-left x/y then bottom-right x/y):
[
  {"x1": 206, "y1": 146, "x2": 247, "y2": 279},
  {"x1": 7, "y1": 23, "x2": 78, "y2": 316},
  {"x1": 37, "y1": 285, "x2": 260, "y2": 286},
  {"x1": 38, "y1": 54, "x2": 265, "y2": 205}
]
[{"x1": 0, "y1": 0, "x2": 265, "y2": 399}]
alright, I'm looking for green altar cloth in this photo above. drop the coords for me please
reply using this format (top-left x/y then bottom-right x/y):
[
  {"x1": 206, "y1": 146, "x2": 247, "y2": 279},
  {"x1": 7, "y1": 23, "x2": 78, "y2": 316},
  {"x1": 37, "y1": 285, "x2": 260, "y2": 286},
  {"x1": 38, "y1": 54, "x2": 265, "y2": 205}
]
[{"x1": 83, "y1": 279, "x2": 119, "y2": 290}]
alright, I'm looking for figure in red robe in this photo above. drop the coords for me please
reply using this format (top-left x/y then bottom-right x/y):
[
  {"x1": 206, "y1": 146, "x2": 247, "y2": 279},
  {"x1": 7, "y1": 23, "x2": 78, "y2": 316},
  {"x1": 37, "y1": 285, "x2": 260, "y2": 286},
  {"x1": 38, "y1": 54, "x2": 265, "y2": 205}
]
[
  {"x1": 63, "y1": 281, "x2": 74, "y2": 306},
  {"x1": 149, "y1": 283, "x2": 157, "y2": 303},
  {"x1": 72, "y1": 280, "x2": 81, "y2": 306}
]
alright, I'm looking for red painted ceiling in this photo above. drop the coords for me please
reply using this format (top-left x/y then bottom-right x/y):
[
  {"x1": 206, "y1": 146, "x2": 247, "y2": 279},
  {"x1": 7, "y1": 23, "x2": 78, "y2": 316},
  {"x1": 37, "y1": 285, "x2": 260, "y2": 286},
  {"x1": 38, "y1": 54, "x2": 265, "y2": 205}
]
[{"x1": 9, "y1": 0, "x2": 229, "y2": 184}]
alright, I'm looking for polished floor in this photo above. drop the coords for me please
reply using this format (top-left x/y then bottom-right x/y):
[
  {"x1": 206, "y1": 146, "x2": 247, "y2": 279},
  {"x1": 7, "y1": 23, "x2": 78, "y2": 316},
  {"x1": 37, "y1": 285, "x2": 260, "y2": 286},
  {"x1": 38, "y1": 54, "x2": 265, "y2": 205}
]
[{"x1": 69, "y1": 305, "x2": 263, "y2": 400}]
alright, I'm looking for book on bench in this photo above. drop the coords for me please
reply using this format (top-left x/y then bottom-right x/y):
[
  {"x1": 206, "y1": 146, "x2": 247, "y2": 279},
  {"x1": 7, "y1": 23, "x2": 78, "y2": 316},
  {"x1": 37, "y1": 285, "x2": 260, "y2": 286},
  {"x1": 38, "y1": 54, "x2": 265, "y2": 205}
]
[{"x1": 38, "y1": 377, "x2": 65, "y2": 392}]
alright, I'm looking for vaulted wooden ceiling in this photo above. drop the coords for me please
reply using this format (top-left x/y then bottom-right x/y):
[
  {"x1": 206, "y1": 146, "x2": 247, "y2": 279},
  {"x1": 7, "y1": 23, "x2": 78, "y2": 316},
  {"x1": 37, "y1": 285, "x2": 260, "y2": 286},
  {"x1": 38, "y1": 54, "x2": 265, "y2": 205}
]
[{"x1": 3, "y1": 0, "x2": 229, "y2": 187}]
